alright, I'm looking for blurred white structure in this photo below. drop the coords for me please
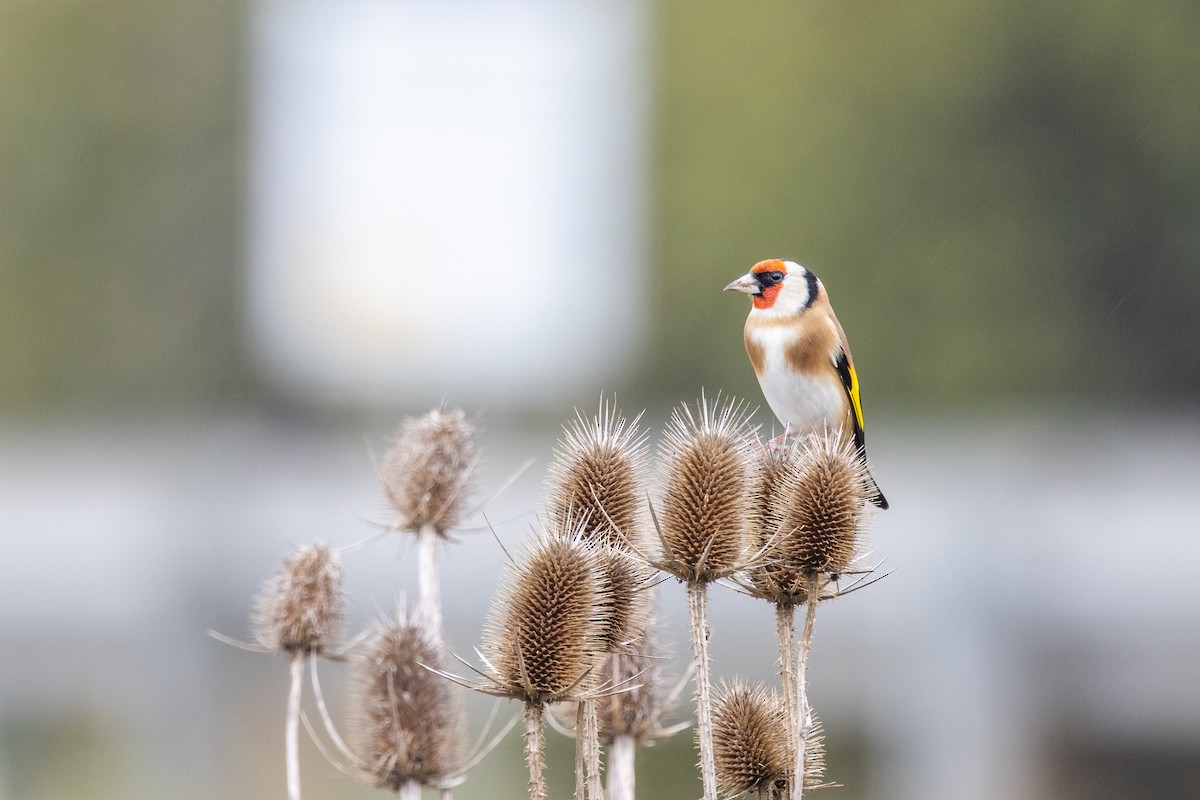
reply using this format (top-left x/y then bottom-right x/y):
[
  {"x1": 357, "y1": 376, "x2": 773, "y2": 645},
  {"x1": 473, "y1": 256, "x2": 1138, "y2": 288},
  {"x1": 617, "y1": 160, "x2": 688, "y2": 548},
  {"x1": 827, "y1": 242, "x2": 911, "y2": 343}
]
[{"x1": 247, "y1": 0, "x2": 648, "y2": 407}]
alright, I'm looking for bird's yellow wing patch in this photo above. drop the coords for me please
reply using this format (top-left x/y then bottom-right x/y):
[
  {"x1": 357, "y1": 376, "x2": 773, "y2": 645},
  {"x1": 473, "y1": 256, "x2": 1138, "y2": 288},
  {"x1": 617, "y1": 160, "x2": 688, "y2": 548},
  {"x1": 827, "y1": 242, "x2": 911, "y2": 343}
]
[
  {"x1": 847, "y1": 362, "x2": 865, "y2": 433},
  {"x1": 833, "y1": 350, "x2": 866, "y2": 453}
]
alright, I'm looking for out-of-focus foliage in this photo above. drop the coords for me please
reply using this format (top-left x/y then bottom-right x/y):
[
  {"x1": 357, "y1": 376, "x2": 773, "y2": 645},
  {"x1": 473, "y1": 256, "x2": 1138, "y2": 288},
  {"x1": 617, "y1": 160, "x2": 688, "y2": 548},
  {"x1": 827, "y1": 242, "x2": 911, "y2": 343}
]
[
  {"x1": 1, "y1": 1, "x2": 1197, "y2": 413},
  {"x1": 0, "y1": 1, "x2": 244, "y2": 412},
  {"x1": 648, "y1": 0, "x2": 1200, "y2": 405}
]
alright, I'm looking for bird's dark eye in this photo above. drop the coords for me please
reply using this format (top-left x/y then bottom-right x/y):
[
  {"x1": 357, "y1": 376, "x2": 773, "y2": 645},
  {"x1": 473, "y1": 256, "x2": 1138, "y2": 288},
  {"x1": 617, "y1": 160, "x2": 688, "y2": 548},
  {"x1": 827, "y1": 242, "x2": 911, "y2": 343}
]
[{"x1": 758, "y1": 270, "x2": 785, "y2": 288}]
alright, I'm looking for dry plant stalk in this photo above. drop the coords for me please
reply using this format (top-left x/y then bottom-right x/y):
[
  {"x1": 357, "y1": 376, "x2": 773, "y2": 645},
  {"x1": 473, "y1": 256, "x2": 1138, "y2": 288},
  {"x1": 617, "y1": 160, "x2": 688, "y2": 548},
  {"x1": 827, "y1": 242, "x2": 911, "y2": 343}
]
[
  {"x1": 654, "y1": 395, "x2": 755, "y2": 800},
  {"x1": 349, "y1": 611, "x2": 462, "y2": 795},
  {"x1": 251, "y1": 543, "x2": 344, "y2": 800},
  {"x1": 379, "y1": 407, "x2": 477, "y2": 643}
]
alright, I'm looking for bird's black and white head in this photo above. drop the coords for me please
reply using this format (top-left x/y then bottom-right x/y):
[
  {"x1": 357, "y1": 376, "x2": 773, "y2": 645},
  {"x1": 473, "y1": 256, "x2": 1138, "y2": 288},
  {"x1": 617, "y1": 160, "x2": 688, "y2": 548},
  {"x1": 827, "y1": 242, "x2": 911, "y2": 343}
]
[{"x1": 723, "y1": 259, "x2": 821, "y2": 316}]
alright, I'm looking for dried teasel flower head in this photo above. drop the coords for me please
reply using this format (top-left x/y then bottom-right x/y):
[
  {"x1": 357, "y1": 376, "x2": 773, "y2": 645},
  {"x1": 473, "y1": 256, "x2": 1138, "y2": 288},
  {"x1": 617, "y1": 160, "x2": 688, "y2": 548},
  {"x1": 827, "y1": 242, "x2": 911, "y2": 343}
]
[
  {"x1": 655, "y1": 394, "x2": 755, "y2": 583},
  {"x1": 592, "y1": 545, "x2": 654, "y2": 654},
  {"x1": 597, "y1": 618, "x2": 683, "y2": 746},
  {"x1": 546, "y1": 400, "x2": 649, "y2": 551},
  {"x1": 776, "y1": 431, "x2": 869, "y2": 579},
  {"x1": 481, "y1": 530, "x2": 610, "y2": 704},
  {"x1": 380, "y1": 408, "x2": 477, "y2": 536},
  {"x1": 349, "y1": 610, "x2": 462, "y2": 790},
  {"x1": 712, "y1": 681, "x2": 812, "y2": 798},
  {"x1": 744, "y1": 442, "x2": 811, "y2": 606},
  {"x1": 712, "y1": 681, "x2": 792, "y2": 797},
  {"x1": 252, "y1": 543, "x2": 343, "y2": 655}
]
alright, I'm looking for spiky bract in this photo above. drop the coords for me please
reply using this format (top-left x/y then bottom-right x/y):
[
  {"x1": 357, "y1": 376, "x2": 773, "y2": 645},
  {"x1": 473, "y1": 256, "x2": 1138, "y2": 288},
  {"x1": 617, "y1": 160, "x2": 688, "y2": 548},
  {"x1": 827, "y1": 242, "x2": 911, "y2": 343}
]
[
  {"x1": 350, "y1": 613, "x2": 461, "y2": 790},
  {"x1": 483, "y1": 533, "x2": 610, "y2": 704},
  {"x1": 712, "y1": 682, "x2": 796, "y2": 798},
  {"x1": 546, "y1": 402, "x2": 649, "y2": 551},
  {"x1": 252, "y1": 543, "x2": 343, "y2": 655},
  {"x1": 380, "y1": 408, "x2": 477, "y2": 536},
  {"x1": 775, "y1": 433, "x2": 868, "y2": 577},
  {"x1": 656, "y1": 396, "x2": 755, "y2": 583}
]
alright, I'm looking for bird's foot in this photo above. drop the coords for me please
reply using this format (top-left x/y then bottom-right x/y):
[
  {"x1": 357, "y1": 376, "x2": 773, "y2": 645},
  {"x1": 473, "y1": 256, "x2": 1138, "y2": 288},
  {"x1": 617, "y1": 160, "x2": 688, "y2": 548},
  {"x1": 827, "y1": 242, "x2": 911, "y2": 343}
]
[{"x1": 765, "y1": 431, "x2": 791, "y2": 451}]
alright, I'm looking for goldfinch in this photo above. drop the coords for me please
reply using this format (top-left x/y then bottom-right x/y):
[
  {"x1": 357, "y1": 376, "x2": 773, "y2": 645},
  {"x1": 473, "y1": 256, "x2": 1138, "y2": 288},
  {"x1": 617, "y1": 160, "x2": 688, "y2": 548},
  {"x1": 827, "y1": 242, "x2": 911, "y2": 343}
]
[{"x1": 725, "y1": 259, "x2": 889, "y2": 509}]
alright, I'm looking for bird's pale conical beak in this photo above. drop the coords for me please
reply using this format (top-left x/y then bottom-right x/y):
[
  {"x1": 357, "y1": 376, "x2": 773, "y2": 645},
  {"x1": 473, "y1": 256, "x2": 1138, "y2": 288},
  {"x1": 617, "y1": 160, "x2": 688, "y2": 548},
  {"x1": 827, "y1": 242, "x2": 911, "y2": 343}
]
[{"x1": 723, "y1": 273, "x2": 760, "y2": 295}]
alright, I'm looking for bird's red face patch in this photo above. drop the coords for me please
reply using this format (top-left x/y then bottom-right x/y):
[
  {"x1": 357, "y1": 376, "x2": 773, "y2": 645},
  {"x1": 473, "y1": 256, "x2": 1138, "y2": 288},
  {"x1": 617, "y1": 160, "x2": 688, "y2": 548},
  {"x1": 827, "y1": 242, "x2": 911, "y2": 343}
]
[
  {"x1": 750, "y1": 260, "x2": 788, "y2": 310},
  {"x1": 753, "y1": 285, "x2": 782, "y2": 309}
]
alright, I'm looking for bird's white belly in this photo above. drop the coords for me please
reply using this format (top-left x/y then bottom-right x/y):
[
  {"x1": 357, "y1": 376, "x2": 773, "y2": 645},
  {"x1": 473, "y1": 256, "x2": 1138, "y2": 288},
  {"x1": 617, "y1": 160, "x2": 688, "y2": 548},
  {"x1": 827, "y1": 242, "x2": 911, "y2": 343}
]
[{"x1": 754, "y1": 337, "x2": 844, "y2": 435}]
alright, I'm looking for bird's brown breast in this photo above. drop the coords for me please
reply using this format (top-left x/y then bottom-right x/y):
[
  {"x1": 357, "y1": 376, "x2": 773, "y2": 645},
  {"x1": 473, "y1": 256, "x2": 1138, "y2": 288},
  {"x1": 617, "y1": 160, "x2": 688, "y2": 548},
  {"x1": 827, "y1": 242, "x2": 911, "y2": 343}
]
[{"x1": 743, "y1": 302, "x2": 841, "y2": 377}]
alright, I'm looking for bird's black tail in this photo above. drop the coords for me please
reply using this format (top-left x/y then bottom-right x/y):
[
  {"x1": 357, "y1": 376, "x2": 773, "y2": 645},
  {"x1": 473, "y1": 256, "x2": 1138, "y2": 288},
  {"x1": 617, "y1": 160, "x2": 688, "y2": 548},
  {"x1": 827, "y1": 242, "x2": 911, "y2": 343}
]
[{"x1": 865, "y1": 468, "x2": 888, "y2": 510}]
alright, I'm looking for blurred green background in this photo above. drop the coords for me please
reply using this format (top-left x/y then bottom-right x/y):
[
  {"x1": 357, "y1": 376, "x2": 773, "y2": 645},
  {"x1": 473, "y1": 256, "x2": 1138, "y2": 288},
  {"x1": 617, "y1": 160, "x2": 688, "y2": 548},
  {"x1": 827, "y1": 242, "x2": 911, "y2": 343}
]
[
  {"x1": 649, "y1": 0, "x2": 1200, "y2": 406},
  {"x1": 1, "y1": 2, "x2": 1198, "y2": 800},
  {"x1": 3, "y1": 0, "x2": 1198, "y2": 414},
  {"x1": 0, "y1": 0, "x2": 245, "y2": 414}
]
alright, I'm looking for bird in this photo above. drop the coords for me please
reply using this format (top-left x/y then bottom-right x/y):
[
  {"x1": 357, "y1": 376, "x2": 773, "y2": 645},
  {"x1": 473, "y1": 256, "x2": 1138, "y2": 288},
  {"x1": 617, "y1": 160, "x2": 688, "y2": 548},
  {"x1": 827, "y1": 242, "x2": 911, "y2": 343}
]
[{"x1": 725, "y1": 258, "x2": 888, "y2": 509}]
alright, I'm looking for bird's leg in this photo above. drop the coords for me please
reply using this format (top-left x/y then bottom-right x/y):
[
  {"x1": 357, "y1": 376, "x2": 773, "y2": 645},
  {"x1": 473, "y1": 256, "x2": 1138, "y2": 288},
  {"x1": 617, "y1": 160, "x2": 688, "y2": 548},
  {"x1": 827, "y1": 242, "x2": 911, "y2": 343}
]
[{"x1": 766, "y1": 431, "x2": 791, "y2": 451}]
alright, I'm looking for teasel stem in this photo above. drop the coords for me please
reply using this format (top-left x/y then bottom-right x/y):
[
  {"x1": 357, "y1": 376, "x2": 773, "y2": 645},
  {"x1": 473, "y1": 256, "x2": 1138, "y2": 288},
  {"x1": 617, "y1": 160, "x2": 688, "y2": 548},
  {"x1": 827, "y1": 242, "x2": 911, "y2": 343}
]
[
  {"x1": 689, "y1": 583, "x2": 718, "y2": 800},
  {"x1": 607, "y1": 734, "x2": 635, "y2": 800},
  {"x1": 775, "y1": 602, "x2": 797, "y2": 749},
  {"x1": 794, "y1": 574, "x2": 822, "y2": 799},
  {"x1": 286, "y1": 652, "x2": 304, "y2": 800},
  {"x1": 525, "y1": 702, "x2": 548, "y2": 800},
  {"x1": 584, "y1": 699, "x2": 601, "y2": 800},
  {"x1": 575, "y1": 703, "x2": 587, "y2": 800},
  {"x1": 417, "y1": 523, "x2": 443, "y2": 644},
  {"x1": 574, "y1": 699, "x2": 602, "y2": 800}
]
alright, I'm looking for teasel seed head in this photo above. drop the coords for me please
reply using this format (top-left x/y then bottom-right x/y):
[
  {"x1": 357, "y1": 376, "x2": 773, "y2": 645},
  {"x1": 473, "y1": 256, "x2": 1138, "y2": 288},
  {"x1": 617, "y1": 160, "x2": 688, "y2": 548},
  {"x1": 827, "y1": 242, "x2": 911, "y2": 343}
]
[
  {"x1": 482, "y1": 531, "x2": 610, "y2": 704},
  {"x1": 546, "y1": 401, "x2": 649, "y2": 551},
  {"x1": 776, "y1": 432, "x2": 868, "y2": 578},
  {"x1": 711, "y1": 681, "x2": 797, "y2": 798},
  {"x1": 655, "y1": 395, "x2": 755, "y2": 584},
  {"x1": 380, "y1": 408, "x2": 477, "y2": 536},
  {"x1": 597, "y1": 619, "x2": 682, "y2": 746},
  {"x1": 349, "y1": 611, "x2": 462, "y2": 790},
  {"x1": 252, "y1": 543, "x2": 343, "y2": 655},
  {"x1": 591, "y1": 544, "x2": 654, "y2": 654},
  {"x1": 744, "y1": 442, "x2": 811, "y2": 606}
]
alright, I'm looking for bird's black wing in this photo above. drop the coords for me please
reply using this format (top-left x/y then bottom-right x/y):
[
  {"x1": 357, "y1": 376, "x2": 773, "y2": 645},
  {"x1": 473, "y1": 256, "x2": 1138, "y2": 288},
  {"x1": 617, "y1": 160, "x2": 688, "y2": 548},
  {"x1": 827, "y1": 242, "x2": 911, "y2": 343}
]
[{"x1": 833, "y1": 348, "x2": 867, "y2": 456}]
